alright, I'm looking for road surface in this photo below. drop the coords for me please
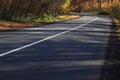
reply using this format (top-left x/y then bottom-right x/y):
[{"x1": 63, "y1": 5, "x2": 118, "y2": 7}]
[{"x1": 0, "y1": 14, "x2": 112, "y2": 80}]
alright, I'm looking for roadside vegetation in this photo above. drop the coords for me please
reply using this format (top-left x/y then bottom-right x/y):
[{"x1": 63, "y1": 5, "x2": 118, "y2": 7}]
[
  {"x1": 0, "y1": 0, "x2": 80, "y2": 30},
  {"x1": 111, "y1": 4, "x2": 120, "y2": 37},
  {"x1": 0, "y1": 0, "x2": 70, "y2": 21},
  {"x1": 0, "y1": 14, "x2": 80, "y2": 30},
  {"x1": 108, "y1": 3, "x2": 120, "y2": 37},
  {"x1": 95, "y1": 0, "x2": 120, "y2": 37}
]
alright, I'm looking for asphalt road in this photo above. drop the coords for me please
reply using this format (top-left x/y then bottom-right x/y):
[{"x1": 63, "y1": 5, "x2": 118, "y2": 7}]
[{"x1": 0, "y1": 14, "x2": 112, "y2": 80}]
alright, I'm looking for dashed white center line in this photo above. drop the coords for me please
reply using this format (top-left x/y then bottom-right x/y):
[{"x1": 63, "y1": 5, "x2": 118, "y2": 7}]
[{"x1": 0, "y1": 17, "x2": 97, "y2": 57}]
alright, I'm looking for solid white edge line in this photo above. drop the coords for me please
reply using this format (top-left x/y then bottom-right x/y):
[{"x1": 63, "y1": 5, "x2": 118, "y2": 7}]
[{"x1": 0, "y1": 17, "x2": 97, "y2": 57}]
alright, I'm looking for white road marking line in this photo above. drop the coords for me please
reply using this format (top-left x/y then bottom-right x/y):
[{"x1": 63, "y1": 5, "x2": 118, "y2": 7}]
[{"x1": 0, "y1": 17, "x2": 97, "y2": 57}]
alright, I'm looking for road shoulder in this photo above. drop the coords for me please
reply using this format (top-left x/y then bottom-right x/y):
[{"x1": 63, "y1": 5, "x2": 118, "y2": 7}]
[{"x1": 100, "y1": 20, "x2": 120, "y2": 80}]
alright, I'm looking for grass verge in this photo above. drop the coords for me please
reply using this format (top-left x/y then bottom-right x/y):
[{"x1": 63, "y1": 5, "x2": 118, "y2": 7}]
[{"x1": 0, "y1": 15, "x2": 80, "y2": 31}]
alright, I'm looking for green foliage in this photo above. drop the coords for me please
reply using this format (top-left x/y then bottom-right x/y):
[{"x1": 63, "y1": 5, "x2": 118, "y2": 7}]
[
  {"x1": 35, "y1": 13, "x2": 55, "y2": 22},
  {"x1": 62, "y1": 0, "x2": 71, "y2": 14},
  {"x1": 11, "y1": 17, "x2": 34, "y2": 22},
  {"x1": 62, "y1": 0, "x2": 71, "y2": 9}
]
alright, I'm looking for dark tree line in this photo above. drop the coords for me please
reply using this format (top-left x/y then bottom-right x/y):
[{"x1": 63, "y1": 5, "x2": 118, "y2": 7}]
[{"x1": 0, "y1": 0, "x2": 71, "y2": 20}]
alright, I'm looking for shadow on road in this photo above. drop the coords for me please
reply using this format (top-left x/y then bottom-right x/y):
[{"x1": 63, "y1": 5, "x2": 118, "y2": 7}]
[{"x1": 0, "y1": 15, "x2": 112, "y2": 80}]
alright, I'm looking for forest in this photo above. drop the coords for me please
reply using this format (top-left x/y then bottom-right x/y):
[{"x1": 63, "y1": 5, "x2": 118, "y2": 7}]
[
  {"x1": 0, "y1": 0, "x2": 72, "y2": 21},
  {"x1": 0, "y1": 0, "x2": 120, "y2": 21}
]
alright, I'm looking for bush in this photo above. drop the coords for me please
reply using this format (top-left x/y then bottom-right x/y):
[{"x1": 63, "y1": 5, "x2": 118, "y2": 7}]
[{"x1": 35, "y1": 13, "x2": 54, "y2": 22}]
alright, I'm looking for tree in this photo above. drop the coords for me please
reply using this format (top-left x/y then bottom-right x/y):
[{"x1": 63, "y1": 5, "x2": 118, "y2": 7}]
[
  {"x1": 0, "y1": 0, "x2": 71, "y2": 21},
  {"x1": 98, "y1": 0, "x2": 101, "y2": 13}
]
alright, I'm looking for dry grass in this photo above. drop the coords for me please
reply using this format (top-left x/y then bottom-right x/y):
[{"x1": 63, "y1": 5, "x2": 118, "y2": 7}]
[
  {"x1": 0, "y1": 21, "x2": 40, "y2": 30},
  {"x1": 114, "y1": 19, "x2": 120, "y2": 38},
  {"x1": 116, "y1": 19, "x2": 120, "y2": 33},
  {"x1": 57, "y1": 15, "x2": 80, "y2": 21},
  {"x1": 102, "y1": 2, "x2": 120, "y2": 37}
]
